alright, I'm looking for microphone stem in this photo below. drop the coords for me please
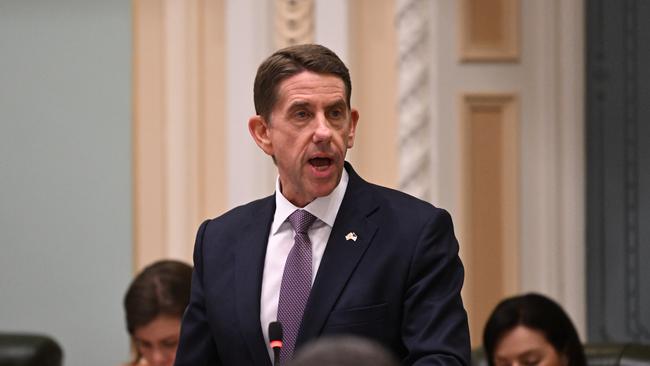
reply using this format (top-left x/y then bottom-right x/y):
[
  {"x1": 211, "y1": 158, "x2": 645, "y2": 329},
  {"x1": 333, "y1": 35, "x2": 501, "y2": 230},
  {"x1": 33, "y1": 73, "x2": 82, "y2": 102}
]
[{"x1": 273, "y1": 348, "x2": 281, "y2": 366}]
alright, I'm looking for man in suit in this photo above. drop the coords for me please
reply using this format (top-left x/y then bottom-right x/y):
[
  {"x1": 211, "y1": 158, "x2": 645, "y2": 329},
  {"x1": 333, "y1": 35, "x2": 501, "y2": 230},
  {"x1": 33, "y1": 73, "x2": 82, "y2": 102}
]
[{"x1": 174, "y1": 44, "x2": 470, "y2": 366}]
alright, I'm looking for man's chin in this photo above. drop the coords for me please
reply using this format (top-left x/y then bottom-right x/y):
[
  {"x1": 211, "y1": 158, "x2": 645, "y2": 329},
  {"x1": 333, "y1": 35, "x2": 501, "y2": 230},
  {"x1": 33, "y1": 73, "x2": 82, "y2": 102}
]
[{"x1": 309, "y1": 179, "x2": 340, "y2": 199}]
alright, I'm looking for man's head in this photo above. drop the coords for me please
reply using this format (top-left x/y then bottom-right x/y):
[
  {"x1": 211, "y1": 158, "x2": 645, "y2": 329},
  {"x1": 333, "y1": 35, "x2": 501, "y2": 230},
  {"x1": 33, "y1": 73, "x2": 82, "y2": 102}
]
[
  {"x1": 248, "y1": 44, "x2": 359, "y2": 207},
  {"x1": 253, "y1": 44, "x2": 352, "y2": 123},
  {"x1": 288, "y1": 335, "x2": 400, "y2": 366}
]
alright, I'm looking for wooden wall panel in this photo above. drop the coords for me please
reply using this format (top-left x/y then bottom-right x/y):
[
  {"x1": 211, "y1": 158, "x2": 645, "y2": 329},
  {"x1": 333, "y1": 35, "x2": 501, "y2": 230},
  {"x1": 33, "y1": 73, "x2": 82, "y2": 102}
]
[
  {"x1": 348, "y1": 0, "x2": 398, "y2": 189},
  {"x1": 459, "y1": 0, "x2": 519, "y2": 61},
  {"x1": 133, "y1": 0, "x2": 167, "y2": 268},
  {"x1": 133, "y1": 0, "x2": 226, "y2": 271},
  {"x1": 461, "y1": 93, "x2": 519, "y2": 345}
]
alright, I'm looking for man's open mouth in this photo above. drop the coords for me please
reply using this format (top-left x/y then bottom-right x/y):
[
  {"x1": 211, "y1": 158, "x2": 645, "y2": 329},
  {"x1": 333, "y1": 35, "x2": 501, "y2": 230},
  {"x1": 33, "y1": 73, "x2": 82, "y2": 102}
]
[{"x1": 309, "y1": 157, "x2": 332, "y2": 168}]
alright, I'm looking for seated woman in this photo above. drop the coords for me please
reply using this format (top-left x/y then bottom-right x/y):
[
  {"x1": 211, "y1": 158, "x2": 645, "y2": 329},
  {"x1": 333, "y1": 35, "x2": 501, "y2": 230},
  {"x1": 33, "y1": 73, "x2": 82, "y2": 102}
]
[
  {"x1": 123, "y1": 260, "x2": 192, "y2": 366},
  {"x1": 483, "y1": 293, "x2": 586, "y2": 366}
]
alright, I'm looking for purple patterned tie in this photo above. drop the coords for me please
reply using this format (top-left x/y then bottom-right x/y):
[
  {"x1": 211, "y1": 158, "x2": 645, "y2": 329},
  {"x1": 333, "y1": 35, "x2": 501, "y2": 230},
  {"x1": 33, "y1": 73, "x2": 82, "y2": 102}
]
[{"x1": 277, "y1": 209, "x2": 317, "y2": 363}]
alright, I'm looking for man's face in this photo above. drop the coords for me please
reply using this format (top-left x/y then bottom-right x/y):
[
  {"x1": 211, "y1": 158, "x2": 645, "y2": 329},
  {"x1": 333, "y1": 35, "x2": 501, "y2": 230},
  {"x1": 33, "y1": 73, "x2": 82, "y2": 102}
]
[{"x1": 249, "y1": 71, "x2": 358, "y2": 207}]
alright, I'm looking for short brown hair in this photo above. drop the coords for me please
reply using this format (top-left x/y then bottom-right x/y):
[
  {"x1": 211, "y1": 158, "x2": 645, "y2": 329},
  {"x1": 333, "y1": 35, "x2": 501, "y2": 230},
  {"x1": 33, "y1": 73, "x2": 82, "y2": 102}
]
[
  {"x1": 123, "y1": 260, "x2": 192, "y2": 334},
  {"x1": 253, "y1": 44, "x2": 352, "y2": 122}
]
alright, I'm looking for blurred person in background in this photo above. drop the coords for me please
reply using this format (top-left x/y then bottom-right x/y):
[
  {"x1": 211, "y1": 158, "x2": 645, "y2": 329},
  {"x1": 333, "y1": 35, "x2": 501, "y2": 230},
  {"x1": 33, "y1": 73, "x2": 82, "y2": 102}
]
[
  {"x1": 123, "y1": 260, "x2": 192, "y2": 366},
  {"x1": 288, "y1": 335, "x2": 400, "y2": 366},
  {"x1": 483, "y1": 293, "x2": 586, "y2": 366}
]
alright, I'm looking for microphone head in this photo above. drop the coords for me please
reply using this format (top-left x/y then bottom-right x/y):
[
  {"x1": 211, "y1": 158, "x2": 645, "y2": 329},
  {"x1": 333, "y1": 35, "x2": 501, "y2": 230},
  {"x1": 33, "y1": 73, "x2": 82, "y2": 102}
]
[
  {"x1": 269, "y1": 321, "x2": 283, "y2": 351},
  {"x1": 269, "y1": 321, "x2": 283, "y2": 341}
]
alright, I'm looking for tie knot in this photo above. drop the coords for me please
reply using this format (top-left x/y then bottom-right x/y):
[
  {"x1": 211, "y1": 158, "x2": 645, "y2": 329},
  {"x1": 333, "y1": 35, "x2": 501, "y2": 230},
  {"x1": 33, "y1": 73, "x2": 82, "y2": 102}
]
[{"x1": 288, "y1": 209, "x2": 316, "y2": 234}]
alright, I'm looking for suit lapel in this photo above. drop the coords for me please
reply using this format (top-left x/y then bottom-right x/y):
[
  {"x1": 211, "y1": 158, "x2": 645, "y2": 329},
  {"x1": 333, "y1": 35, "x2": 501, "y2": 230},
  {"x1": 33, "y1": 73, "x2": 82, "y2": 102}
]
[
  {"x1": 234, "y1": 196, "x2": 275, "y2": 366},
  {"x1": 297, "y1": 163, "x2": 379, "y2": 346}
]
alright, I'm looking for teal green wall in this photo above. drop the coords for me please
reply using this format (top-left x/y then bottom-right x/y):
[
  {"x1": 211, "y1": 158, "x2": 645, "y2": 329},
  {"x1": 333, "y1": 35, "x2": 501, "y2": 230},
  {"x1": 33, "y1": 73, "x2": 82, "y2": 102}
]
[{"x1": 0, "y1": 1, "x2": 133, "y2": 364}]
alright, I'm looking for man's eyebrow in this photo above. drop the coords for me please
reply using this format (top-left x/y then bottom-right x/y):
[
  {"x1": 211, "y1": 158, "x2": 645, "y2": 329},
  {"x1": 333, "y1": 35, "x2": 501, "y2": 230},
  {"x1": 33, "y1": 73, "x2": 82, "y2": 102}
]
[
  {"x1": 286, "y1": 98, "x2": 347, "y2": 111},
  {"x1": 325, "y1": 99, "x2": 347, "y2": 109},
  {"x1": 287, "y1": 101, "x2": 311, "y2": 110}
]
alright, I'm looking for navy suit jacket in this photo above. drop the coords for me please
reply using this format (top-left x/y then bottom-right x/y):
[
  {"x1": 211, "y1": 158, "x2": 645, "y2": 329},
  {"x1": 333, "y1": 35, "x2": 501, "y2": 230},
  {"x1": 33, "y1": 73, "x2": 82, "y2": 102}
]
[{"x1": 175, "y1": 163, "x2": 470, "y2": 365}]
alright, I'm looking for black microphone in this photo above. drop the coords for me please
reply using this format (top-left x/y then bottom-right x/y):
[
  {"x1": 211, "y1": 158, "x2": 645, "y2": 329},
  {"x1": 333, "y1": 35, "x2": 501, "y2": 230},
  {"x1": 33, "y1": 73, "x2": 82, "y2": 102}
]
[{"x1": 269, "y1": 321, "x2": 283, "y2": 366}]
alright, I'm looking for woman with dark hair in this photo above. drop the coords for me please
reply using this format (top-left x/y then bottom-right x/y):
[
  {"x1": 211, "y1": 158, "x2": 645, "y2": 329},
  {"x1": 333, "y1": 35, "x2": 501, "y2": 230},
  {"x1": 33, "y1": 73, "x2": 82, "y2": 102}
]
[
  {"x1": 483, "y1": 293, "x2": 586, "y2": 366},
  {"x1": 123, "y1": 260, "x2": 192, "y2": 366}
]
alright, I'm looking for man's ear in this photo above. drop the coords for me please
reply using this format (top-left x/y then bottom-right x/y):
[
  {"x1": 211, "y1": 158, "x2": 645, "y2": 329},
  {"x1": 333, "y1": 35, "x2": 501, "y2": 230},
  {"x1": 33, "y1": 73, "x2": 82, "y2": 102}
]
[
  {"x1": 346, "y1": 109, "x2": 359, "y2": 148},
  {"x1": 248, "y1": 115, "x2": 274, "y2": 156}
]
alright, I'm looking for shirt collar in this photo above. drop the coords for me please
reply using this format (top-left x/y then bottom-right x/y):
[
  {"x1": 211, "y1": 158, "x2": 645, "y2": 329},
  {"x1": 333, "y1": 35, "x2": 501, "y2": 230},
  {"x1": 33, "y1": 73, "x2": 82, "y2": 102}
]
[{"x1": 271, "y1": 167, "x2": 349, "y2": 234}]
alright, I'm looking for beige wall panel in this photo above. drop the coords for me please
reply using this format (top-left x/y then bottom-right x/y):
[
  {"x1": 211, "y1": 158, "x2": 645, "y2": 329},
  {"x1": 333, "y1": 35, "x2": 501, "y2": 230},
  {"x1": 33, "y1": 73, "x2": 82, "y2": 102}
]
[
  {"x1": 133, "y1": 0, "x2": 226, "y2": 271},
  {"x1": 460, "y1": 93, "x2": 519, "y2": 346},
  {"x1": 198, "y1": 0, "x2": 227, "y2": 222},
  {"x1": 459, "y1": 0, "x2": 519, "y2": 61},
  {"x1": 164, "y1": 0, "x2": 200, "y2": 267},
  {"x1": 348, "y1": 0, "x2": 398, "y2": 189},
  {"x1": 133, "y1": 0, "x2": 167, "y2": 269}
]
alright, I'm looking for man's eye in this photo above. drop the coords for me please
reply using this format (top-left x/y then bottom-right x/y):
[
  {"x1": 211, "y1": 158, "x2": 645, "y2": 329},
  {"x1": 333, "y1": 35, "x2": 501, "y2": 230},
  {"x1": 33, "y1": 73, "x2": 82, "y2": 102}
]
[
  {"x1": 328, "y1": 109, "x2": 343, "y2": 119},
  {"x1": 295, "y1": 110, "x2": 310, "y2": 119}
]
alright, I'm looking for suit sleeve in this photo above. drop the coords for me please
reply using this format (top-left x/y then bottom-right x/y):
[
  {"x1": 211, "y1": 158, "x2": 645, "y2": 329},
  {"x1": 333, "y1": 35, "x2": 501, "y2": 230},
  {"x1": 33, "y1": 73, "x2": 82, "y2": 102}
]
[
  {"x1": 174, "y1": 220, "x2": 222, "y2": 366},
  {"x1": 402, "y1": 209, "x2": 471, "y2": 366}
]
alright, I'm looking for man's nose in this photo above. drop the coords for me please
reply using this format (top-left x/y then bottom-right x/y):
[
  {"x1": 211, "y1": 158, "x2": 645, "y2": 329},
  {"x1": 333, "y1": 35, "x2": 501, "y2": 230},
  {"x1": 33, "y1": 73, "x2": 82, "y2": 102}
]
[{"x1": 313, "y1": 113, "x2": 333, "y2": 142}]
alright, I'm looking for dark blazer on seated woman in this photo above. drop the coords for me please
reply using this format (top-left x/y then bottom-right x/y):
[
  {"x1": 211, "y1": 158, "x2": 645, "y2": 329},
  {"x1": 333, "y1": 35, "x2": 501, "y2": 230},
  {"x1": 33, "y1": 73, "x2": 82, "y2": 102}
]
[{"x1": 174, "y1": 163, "x2": 470, "y2": 366}]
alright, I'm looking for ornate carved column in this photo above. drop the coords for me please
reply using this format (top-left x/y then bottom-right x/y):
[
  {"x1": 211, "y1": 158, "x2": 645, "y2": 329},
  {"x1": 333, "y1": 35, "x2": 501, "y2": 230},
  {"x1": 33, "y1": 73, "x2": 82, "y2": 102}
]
[
  {"x1": 274, "y1": 0, "x2": 314, "y2": 49},
  {"x1": 396, "y1": 0, "x2": 431, "y2": 200}
]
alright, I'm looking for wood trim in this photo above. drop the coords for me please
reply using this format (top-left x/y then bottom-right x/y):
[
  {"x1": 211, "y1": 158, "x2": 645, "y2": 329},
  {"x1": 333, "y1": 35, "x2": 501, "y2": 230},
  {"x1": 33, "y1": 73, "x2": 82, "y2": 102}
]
[
  {"x1": 163, "y1": 0, "x2": 199, "y2": 263},
  {"x1": 348, "y1": 0, "x2": 398, "y2": 189},
  {"x1": 133, "y1": 0, "x2": 167, "y2": 271},
  {"x1": 557, "y1": 0, "x2": 585, "y2": 337},
  {"x1": 460, "y1": 93, "x2": 519, "y2": 346},
  {"x1": 132, "y1": 0, "x2": 226, "y2": 271},
  {"x1": 199, "y1": 0, "x2": 227, "y2": 222},
  {"x1": 459, "y1": 0, "x2": 520, "y2": 62}
]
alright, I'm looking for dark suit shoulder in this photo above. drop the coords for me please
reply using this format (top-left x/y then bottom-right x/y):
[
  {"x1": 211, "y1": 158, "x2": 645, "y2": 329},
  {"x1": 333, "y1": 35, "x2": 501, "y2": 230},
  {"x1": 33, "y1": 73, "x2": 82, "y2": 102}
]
[
  {"x1": 366, "y1": 182, "x2": 449, "y2": 219},
  {"x1": 345, "y1": 162, "x2": 451, "y2": 230},
  {"x1": 199, "y1": 194, "x2": 275, "y2": 237}
]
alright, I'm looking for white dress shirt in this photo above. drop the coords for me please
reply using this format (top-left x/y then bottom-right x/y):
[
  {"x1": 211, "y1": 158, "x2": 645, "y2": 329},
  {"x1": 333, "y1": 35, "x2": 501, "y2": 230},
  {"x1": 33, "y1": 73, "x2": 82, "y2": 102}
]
[{"x1": 260, "y1": 169, "x2": 349, "y2": 361}]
